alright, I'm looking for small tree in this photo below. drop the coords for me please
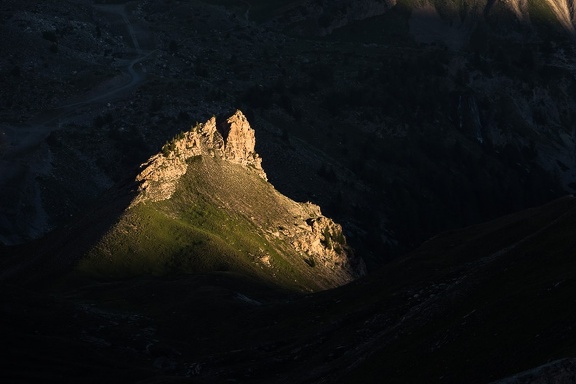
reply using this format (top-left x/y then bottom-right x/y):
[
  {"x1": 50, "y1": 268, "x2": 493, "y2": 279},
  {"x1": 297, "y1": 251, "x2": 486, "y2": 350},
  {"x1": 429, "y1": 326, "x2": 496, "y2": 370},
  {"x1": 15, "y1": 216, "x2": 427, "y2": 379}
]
[
  {"x1": 42, "y1": 30, "x2": 58, "y2": 43},
  {"x1": 168, "y1": 40, "x2": 178, "y2": 53}
]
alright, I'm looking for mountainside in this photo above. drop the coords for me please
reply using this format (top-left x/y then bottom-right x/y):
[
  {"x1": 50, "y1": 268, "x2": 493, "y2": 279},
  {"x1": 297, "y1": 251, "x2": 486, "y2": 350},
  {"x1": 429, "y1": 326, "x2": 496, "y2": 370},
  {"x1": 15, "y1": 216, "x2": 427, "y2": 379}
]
[{"x1": 22, "y1": 110, "x2": 362, "y2": 292}]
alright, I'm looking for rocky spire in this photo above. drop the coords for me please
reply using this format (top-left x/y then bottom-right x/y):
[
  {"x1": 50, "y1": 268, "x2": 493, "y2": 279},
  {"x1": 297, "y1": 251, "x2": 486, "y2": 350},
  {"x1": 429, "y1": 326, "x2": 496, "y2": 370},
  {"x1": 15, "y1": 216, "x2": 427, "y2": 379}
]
[
  {"x1": 132, "y1": 110, "x2": 266, "y2": 205},
  {"x1": 218, "y1": 110, "x2": 263, "y2": 171},
  {"x1": 87, "y1": 110, "x2": 366, "y2": 288}
]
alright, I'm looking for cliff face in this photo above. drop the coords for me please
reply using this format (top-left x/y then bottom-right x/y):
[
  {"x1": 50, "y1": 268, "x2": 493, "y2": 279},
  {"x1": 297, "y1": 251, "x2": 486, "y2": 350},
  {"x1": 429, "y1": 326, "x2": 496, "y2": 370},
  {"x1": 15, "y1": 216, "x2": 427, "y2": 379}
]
[
  {"x1": 133, "y1": 110, "x2": 266, "y2": 205},
  {"x1": 218, "y1": 111, "x2": 263, "y2": 169}
]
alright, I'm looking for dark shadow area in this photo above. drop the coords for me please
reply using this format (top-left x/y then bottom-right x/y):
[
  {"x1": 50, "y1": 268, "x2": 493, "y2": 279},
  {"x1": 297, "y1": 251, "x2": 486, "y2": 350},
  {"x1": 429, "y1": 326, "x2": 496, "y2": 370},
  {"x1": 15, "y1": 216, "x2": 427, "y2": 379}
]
[
  {"x1": 0, "y1": 177, "x2": 139, "y2": 285},
  {"x1": 2, "y1": 195, "x2": 576, "y2": 383}
]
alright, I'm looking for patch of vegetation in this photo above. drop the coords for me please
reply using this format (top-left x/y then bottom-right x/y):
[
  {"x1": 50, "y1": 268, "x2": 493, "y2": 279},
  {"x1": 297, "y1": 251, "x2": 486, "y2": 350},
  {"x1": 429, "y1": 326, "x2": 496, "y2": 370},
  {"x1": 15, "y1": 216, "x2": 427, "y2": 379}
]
[
  {"x1": 42, "y1": 30, "x2": 58, "y2": 43},
  {"x1": 161, "y1": 130, "x2": 188, "y2": 157},
  {"x1": 10, "y1": 66, "x2": 20, "y2": 77},
  {"x1": 321, "y1": 227, "x2": 345, "y2": 251},
  {"x1": 304, "y1": 257, "x2": 315, "y2": 267},
  {"x1": 161, "y1": 140, "x2": 176, "y2": 157}
]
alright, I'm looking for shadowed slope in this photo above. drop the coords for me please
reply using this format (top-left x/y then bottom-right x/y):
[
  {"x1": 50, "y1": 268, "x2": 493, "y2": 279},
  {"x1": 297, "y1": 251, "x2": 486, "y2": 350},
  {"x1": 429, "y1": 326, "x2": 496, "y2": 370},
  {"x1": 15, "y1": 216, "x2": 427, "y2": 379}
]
[
  {"x1": 3, "y1": 196, "x2": 576, "y2": 383},
  {"x1": 322, "y1": 195, "x2": 576, "y2": 383}
]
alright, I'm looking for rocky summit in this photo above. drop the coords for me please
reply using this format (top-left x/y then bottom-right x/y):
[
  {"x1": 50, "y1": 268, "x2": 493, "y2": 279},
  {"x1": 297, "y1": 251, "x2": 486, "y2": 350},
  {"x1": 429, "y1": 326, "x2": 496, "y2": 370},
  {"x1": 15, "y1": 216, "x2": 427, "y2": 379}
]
[{"x1": 133, "y1": 110, "x2": 266, "y2": 205}]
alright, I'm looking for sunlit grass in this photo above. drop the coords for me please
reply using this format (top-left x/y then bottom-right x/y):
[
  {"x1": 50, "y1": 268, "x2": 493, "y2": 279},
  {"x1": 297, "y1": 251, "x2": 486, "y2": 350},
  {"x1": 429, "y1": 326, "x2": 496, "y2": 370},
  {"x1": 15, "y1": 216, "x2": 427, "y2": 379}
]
[{"x1": 77, "y1": 156, "x2": 334, "y2": 291}]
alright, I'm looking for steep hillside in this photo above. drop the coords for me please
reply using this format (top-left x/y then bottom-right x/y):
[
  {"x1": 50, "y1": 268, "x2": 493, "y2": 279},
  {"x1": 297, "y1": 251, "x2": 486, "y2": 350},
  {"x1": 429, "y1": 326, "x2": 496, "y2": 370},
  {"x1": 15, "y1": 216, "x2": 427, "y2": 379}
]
[{"x1": 75, "y1": 110, "x2": 364, "y2": 291}]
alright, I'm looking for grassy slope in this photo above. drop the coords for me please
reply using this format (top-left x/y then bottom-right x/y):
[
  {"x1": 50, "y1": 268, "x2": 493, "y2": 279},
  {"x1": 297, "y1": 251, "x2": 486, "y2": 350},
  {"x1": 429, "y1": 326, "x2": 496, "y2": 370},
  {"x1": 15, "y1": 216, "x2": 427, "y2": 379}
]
[{"x1": 77, "y1": 156, "x2": 340, "y2": 292}]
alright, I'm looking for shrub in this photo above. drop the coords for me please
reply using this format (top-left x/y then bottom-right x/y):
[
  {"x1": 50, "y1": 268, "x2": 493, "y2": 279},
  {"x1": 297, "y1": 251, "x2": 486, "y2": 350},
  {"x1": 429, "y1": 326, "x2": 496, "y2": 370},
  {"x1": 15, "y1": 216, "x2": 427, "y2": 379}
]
[
  {"x1": 321, "y1": 227, "x2": 333, "y2": 250},
  {"x1": 168, "y1": 40, "x2": 178, "y2": 53},
  {"x1": 10, "y1": 66, "x2": 20, "y2": 77},
  {"x1": 162, "y1": 140, "x2": 177, "y2": 157},
  {"x1": 304, "y1": 257, "x2": 316, "y2": 267},
  {"x1": 42, "y1": 30, "x2": 58, "y2": 43}
]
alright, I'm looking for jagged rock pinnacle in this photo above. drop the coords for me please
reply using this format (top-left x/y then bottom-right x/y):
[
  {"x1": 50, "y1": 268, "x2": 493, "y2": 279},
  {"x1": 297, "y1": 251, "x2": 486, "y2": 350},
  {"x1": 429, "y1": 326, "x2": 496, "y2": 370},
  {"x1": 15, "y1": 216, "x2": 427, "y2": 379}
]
[
  {"x1": 219, "y1": 110, "x2": 264, "y2": 171},
  {"x1": 132, "y1": 110, "x2": 266, "y2": 205}
]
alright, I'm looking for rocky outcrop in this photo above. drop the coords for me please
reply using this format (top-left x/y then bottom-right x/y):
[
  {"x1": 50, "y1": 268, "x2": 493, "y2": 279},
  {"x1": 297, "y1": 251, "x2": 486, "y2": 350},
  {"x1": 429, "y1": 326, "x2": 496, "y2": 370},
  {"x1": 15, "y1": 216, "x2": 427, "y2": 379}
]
[
  {"x1": 288, "y1": 203, "x2": 363, "y2": 277},
  {"x1": 125, "y1": 109, "x2": 365, "y2": 287},
  {"x1": 263, "y1": 201, "x2": 365, "y2": 282},
  {"x1": 94, "y1": 110, "x2": 365, "y2": 289},
  {"x1": 217, "y1": 111, "x2": 263, "y2": 170},
  {"x1": 132, "y1": 110, "x2": 266, "y2": 205}
]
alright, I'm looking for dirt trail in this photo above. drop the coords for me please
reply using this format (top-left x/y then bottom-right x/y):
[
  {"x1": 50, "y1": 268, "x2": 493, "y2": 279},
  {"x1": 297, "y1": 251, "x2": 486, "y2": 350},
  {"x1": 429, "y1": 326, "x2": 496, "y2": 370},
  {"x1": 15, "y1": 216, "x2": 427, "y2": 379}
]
[
  {"x1": 6, "y1": 4, "x2": 153, "y2": 158},
  {"x1": 0, "y1": 3, "x2": 153, "y2": 245}
]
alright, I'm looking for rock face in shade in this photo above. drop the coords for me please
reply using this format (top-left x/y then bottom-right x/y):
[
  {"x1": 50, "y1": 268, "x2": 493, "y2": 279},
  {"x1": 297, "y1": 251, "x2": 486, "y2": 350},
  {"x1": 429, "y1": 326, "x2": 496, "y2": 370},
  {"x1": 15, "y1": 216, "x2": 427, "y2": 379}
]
[{"x1": 133, "y1": 110, "x2": 266, "y2": 205}]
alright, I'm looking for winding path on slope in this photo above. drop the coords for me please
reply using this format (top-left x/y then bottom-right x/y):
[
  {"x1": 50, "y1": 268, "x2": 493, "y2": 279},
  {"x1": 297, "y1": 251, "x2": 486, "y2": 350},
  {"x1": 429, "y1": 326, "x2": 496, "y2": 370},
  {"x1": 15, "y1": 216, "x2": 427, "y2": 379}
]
[
  {"x1": 0, "y1": 3, "x2": 154, "y2": 244},
  {"x1": 4, "y1": 4, "x2": 153, "y2": 158}
]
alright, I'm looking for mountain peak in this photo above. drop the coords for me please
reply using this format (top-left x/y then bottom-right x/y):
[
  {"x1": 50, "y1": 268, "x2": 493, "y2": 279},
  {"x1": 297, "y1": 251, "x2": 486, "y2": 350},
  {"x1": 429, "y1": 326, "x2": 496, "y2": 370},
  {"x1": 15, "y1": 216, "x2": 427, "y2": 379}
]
[
  {"x1": 75, "y1": 110, "x2": 365, "y2": 291},
  {"x1": 217, "y1": 110, "x2": 264, "y2": 171},
  {"x1": 133, "y1": 110, "x2": 266, "y2": 205}
]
